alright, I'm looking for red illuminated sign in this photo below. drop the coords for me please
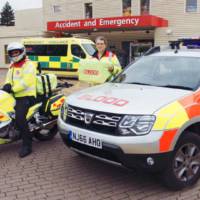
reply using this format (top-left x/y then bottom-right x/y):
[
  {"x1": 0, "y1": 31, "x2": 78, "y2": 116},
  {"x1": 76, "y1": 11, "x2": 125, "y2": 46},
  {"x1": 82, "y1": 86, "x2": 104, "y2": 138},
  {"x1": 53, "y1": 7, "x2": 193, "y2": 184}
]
[{"x1": 47, "y1": 15, "x2": 168, "y2": 31}]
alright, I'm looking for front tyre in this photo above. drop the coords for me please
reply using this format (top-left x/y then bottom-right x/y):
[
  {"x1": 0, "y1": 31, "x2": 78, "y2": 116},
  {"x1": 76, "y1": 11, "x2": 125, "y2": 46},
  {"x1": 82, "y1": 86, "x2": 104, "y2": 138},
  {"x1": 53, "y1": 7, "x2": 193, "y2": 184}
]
[
  {"x1": 34, "y1": 125, "x2": 57, "y2": 141},
  {"x1": 162, "y1": 132, "x2": 200, "y2": 190}
]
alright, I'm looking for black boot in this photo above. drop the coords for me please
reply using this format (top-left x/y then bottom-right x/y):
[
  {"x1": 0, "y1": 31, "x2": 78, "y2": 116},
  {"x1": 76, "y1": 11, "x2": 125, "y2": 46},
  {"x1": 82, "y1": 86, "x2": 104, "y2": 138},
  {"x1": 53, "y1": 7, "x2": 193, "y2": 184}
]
[{"x1": 19, "y1": 145, "x2": 32, "y2": 158}]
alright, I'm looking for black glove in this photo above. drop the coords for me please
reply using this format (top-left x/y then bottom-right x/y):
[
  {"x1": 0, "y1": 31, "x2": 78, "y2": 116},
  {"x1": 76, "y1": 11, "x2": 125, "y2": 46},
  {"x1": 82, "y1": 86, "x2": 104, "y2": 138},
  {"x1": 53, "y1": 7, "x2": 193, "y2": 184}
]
[{"x1": 2, "y1": 83, "x2": 12, "y2": 93}]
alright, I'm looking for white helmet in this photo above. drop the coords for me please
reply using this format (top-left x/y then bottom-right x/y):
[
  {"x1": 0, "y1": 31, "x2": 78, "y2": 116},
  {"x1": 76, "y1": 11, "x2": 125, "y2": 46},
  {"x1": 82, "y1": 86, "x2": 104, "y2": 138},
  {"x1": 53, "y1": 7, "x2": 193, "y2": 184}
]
[{"x1": 7, "y1": 42, "x2": 26, "y2": 63}]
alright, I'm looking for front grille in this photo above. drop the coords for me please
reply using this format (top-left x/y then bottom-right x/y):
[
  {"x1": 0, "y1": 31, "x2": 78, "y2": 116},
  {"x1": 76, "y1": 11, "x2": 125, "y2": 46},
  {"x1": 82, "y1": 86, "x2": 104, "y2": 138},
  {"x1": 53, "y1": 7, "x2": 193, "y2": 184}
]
[{"x1": 66, "y1": 105, "x2": 123, "y2": 135}]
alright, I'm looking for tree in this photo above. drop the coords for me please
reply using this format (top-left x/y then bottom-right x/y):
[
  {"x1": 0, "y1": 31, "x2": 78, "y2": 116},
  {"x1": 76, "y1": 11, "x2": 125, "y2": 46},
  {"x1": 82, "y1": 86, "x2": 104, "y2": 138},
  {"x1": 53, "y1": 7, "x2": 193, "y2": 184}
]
[{"x1": 0, "y1": 1, "x2": 15, "y2": 26}]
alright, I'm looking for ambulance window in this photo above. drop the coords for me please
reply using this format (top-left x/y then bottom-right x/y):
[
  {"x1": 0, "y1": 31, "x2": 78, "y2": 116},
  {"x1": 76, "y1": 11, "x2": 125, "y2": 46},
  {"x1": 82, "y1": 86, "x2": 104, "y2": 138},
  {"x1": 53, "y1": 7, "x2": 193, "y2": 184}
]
[
  {"x1": 82, "y1": 43, "x2": 96, "y2": 56},
  {"x1": 25, "y1": 45, "x2": 46, "y2": 56},
  {"x1": 46, "y1": 45, "x2": 68, "y2": 56},
  {"x1": 25, "y1": 45, "x2": 68, "y2": 56},
  {"x1": 71, "y1": 45, "x2": 86, "y2": 58}
]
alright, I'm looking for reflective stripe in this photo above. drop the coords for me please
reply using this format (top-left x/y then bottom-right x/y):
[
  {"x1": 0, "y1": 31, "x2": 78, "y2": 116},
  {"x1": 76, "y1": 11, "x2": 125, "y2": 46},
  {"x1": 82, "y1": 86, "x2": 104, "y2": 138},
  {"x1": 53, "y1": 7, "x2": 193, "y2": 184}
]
[
  {"x1": 12, "y1": 78, "x2": 28, "y2": 89},
  {"x1": 23, "y1": 86, "x2": 35, "y2": 92},
  {"x1": 153, "y1": 101, "x2": 189, "y2": 130},
  {"x1": 12, "y1": 76, "x2": 21, "y2": 80},
  {"x1": 19, "y1": 79, "x2": 28, "y2": 88},
  {"x1": 14, "y1": 86, "x2": 36, "y2": 97},
  {"x1": 159, "y1": 129, "x2": 178, "y2": 152}
]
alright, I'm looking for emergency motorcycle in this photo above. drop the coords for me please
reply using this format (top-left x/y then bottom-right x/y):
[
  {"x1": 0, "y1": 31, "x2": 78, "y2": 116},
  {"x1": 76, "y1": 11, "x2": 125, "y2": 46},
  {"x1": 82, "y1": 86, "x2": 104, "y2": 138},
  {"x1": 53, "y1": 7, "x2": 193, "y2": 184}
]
[{"x1": 0, "y1": 75, "x2": 71, "y2": 144}]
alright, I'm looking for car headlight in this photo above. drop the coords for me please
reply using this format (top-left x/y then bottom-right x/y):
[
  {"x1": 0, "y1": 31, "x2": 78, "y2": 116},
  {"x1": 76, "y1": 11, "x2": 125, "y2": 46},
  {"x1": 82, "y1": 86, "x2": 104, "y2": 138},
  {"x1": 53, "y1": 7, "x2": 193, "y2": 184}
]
[
  {"x1": 60, "y1": 101, "x2": 68, "y2": 121},
  {"x1": 118, "y1": 115, "x2": 156, "y2": 136}
]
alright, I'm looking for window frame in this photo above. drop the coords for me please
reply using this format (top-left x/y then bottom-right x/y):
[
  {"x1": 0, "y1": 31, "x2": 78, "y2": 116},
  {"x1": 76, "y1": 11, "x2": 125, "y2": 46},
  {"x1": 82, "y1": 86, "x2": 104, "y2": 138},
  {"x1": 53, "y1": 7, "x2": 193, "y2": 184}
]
[
  {"x1": 140, "y1": 0, "x2": 150, "y2": 15},
  {"x1": 52, "y1": 5, "x2": 62, "y2": 13},
  {"x1": 185, "y1": 0, "x2": 198, "y2": 13},
  {"x1": 122, "y1": 0, "x2": 132, "y2": 16},
  {"x1": 84, "y1": 2, "x2": 93, "y2": 19}
]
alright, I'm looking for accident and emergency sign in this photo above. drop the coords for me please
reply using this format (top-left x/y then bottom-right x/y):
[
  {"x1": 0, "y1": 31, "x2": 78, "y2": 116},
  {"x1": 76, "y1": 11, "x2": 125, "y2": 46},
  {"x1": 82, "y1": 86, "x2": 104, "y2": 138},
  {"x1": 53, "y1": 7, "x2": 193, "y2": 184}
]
[{"x1": 47, "y1": 15, "x2": 168, "y2": 31}]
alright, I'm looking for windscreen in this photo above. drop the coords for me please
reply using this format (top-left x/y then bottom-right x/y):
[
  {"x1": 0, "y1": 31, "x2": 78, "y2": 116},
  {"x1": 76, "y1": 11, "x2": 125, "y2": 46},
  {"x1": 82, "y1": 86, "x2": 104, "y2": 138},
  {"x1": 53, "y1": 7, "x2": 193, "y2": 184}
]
[
  {"x1": 113, "y1": 56, "x2": 200, "y2": 90},
  {"x1": 82, "y1": 43, "x2": 96, "y2": 56}
]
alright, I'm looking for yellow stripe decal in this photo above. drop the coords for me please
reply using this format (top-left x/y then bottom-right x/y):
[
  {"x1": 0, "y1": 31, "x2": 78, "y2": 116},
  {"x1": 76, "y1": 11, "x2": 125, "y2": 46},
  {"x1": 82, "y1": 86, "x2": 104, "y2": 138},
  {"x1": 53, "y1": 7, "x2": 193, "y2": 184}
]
[
  {"x1": 38, "y1": 57, "x2": 49, "y2": 62},
  {"x1": 153, "y1": 101, "x2": 189, "y2": 131},
  {"x1": 60, "y1": 57, "x2": 70, "y2": 62},
  {"x1": 49, "y1": 62, "x2": 60, "y2": 68}
]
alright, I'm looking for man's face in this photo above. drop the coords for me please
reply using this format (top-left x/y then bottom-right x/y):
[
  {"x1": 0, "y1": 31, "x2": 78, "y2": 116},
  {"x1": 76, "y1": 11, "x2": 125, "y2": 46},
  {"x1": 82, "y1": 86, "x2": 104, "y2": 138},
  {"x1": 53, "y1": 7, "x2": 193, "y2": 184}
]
[
  {"x1": 10, "y1": 50, "x2": 20, "y2": 57},
  {"x1": 95, "y1": 39, "x2": 106, "y2": 53}
]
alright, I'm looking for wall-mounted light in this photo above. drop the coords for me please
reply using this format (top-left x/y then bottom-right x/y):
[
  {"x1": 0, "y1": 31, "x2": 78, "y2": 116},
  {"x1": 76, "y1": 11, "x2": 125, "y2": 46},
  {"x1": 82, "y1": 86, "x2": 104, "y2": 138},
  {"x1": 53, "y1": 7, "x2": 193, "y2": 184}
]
[{"x1": 166, "y1": 28, "x2": 173, "y2": 35}]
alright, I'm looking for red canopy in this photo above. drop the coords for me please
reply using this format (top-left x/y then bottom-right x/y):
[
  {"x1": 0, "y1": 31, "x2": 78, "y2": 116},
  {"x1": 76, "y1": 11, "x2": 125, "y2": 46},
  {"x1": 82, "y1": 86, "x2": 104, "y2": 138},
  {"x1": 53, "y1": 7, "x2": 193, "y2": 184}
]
[{"x1": 47, "y1": 15, "x2": 168, "y2": 32}]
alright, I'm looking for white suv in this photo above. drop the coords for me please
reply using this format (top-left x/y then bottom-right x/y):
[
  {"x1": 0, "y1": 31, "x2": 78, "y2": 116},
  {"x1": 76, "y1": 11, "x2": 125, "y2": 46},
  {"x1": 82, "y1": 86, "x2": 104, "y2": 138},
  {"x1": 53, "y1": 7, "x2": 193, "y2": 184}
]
[{"x1": 58, "y1": 48, "x2": 200, "y2": 190}]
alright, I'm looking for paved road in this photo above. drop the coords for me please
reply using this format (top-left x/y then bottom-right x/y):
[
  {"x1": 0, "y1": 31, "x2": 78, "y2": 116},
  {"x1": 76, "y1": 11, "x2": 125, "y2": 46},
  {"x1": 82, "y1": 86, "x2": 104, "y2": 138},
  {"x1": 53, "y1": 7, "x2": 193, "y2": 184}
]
[{"x1": 0, "y1": 69, "x2": 200, "y2": 200}]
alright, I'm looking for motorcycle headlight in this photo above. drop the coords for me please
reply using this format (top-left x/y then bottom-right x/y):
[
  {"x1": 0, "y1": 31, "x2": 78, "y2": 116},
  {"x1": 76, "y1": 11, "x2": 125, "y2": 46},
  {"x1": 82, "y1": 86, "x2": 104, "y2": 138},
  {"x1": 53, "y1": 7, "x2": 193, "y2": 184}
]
[
  {"x1": 60, "y1": 101, "x2": 68, "y2": 121},
  {"x1": 119, "y1": 115, "x2": 156, "y2": 136}
]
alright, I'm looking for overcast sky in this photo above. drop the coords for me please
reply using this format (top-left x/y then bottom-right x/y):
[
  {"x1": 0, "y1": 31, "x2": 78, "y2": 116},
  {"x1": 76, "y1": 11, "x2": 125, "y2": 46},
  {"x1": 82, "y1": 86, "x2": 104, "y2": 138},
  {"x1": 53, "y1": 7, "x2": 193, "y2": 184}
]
[{"x1": 0, "y1": 0, "x2": 42, "y2": 11}]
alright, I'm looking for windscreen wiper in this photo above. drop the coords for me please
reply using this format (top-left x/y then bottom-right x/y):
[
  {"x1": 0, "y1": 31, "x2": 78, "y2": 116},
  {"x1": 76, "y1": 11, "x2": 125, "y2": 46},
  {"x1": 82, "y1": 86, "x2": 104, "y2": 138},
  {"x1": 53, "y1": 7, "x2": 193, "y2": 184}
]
[{"x1": 159, "y1": 85, "x2": 193, "y2": 91}]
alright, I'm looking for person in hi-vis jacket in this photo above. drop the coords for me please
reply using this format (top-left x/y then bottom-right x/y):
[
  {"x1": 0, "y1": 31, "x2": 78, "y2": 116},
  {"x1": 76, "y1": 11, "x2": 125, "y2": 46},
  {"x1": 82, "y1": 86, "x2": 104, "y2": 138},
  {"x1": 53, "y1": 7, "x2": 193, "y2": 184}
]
[
  {"x1": 2, "y1": 42, "x2": 36, "y2": 158},
  {"x1": 92, "y1": 36, "x2": 122, "y2": 81}
]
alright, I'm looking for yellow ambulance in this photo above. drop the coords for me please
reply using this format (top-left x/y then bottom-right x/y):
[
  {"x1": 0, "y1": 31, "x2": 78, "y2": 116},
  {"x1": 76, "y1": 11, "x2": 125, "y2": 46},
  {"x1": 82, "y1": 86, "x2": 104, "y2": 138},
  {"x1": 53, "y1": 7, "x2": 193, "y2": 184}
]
[{"x1": 22, "y1": 37, "x2": 96, "y2": 77}]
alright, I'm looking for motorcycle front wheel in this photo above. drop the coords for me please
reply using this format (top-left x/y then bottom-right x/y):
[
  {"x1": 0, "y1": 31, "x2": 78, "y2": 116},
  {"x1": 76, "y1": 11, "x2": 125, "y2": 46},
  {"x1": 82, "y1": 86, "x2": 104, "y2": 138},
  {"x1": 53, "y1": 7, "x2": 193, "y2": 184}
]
[{"x1": 34, "y1": 124, "x2": 57, "y2": 141}]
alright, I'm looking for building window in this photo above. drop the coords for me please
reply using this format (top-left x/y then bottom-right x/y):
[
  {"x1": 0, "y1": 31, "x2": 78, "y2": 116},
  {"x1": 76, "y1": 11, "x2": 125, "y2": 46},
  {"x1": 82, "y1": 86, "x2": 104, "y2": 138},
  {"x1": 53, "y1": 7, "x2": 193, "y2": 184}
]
[
  {"x1": 53, "y1": 5, "x2": 61, "y2": 13},
  {"x1": 4, "y1": 45, "x2": 9, "y2": 64},
  {"x1": 85, "y1": 3, "x2": 92, "y2": 19},
  {"x1": 141, "y1": 0, "x2": 150, "y2": 15},
  {"x1": 122, "y1": 0, "x2": 131, "y2": 16},
  {"x1": 186, "y1": 0, "x2": 197, "y2": 12}
]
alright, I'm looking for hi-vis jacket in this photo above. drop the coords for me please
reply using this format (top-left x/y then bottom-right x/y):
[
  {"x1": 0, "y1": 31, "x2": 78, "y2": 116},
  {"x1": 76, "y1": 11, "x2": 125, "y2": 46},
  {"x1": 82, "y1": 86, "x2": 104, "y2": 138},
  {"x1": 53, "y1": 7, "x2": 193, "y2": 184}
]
[
  {"x1": 5, "y1": 58, "x2": 37, "y2": 98},
  {"x1": 93, "y1": 50, "x2": 122, "y2": 79}
]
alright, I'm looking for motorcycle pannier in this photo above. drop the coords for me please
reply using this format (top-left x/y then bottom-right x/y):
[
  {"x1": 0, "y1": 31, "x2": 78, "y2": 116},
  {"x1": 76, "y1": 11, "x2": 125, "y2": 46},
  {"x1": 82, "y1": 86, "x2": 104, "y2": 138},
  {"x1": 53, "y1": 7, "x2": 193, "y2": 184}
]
[{"x1": 36, "y1": 74, "x2": 57, "y2": 95}]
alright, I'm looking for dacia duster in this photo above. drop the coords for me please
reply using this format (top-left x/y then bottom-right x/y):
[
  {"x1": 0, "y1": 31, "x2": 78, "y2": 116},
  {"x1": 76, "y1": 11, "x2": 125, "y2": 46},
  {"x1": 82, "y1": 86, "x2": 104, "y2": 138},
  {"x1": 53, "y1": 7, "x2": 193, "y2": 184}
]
[{"x1": 58, "y1": 46, "x2": 200, "y2": 190}]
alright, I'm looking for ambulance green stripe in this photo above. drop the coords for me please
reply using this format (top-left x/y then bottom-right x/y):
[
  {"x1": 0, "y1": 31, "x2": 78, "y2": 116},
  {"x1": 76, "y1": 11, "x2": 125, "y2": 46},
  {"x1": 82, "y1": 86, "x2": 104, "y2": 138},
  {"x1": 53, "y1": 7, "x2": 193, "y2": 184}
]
[
  {"x1": 28, "y1": 55, "x2": 38, "y2": 61},
  {"x1": 61, "y1": 62, "x2": 67, "y2": 69},
  {"x1": 40, "y1": 62, "x2": 49, "y2": 68},
  {"x1": 72, "y1": 57, "x2": 80, "y2": 63},
  {"x1": 49, "y1": 57, "x2": 60, "y2": 62}
]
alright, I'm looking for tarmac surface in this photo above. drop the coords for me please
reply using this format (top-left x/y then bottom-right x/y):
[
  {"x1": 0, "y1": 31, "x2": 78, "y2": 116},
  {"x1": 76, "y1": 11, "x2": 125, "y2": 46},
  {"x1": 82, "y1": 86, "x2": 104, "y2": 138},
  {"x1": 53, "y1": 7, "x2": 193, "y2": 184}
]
[{"x1": 0, "y1": 69, "x2": 200, "y2": 200}]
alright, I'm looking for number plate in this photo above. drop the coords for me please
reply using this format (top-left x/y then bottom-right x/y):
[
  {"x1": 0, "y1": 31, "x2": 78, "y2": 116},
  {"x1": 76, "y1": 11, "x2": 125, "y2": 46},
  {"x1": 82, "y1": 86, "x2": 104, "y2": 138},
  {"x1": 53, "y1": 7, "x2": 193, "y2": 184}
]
[{"x1": 68, "y1": 130, "x2": 102, "y2": 149}]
